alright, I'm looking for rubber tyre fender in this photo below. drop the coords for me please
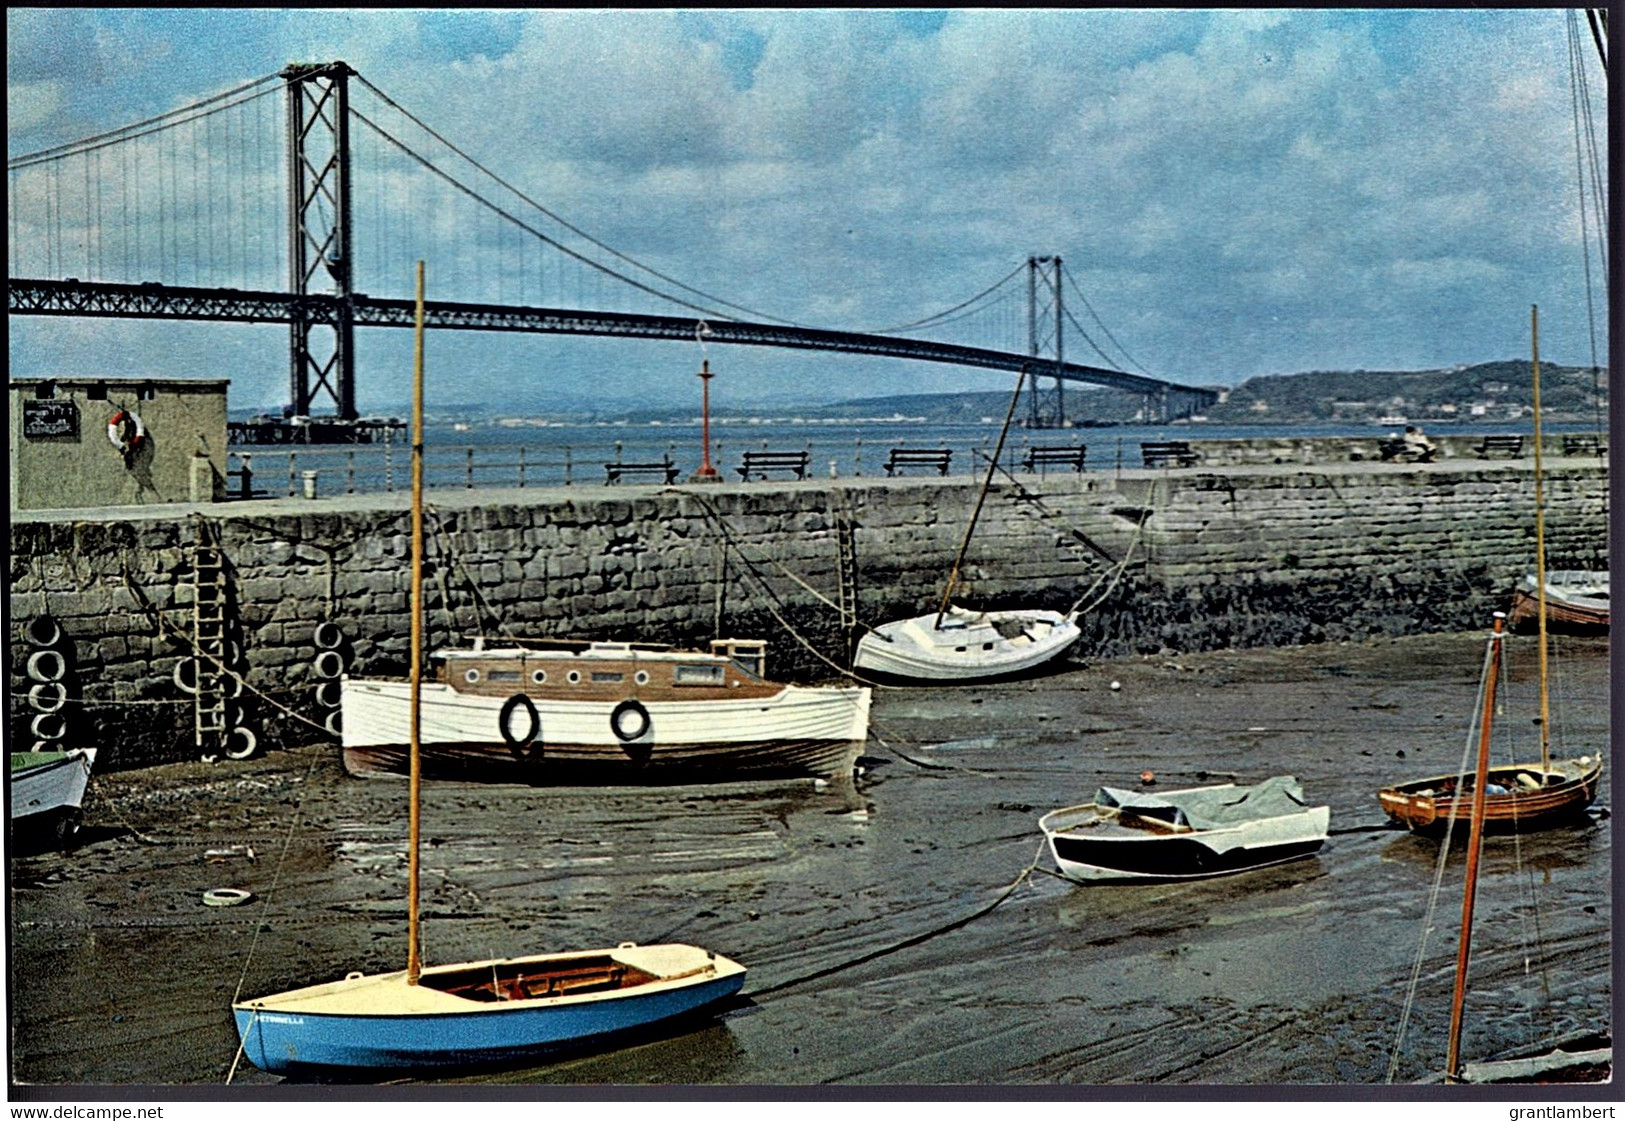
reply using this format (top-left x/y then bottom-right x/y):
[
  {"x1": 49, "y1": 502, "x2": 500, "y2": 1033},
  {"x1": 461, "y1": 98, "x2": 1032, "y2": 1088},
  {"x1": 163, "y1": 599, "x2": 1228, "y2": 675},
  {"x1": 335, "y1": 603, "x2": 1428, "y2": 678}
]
[
  {"x1": 313, "y1": 620, "x2": 346, "y2": 650},
  {"x1": 26, "y1": 649, "x2": 66, "y2": 684},
  {"x1": 499, "y1": 694, "x2": 541, "y2": 759},
  {"x1": 609, "y1": 698, "x2": 652, "y2": 743},
  {"x1": 30, "y1": 711, "x2": 68, "y2": 741},
  {"x1": 28, "y1": 680, "x2": 68, "y2": 714},
  {"x1": 224, "y1": 725, "x2": 258, "y2": 761},
  {"x1": 26, "y1": 615, "x2": 62, "y2": 648}
]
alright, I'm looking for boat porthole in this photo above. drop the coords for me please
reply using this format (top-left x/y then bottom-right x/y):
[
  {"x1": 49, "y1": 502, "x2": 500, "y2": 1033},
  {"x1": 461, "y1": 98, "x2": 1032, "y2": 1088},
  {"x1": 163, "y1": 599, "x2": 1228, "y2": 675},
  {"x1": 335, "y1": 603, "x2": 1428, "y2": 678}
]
[
  {"x1": 634, "y1": 671, "x2": 650, "y2": 685},
  {"x1": 531, "y1": 669, "x2": 547, "y2": 685},
  {"x1": 202, "y1": 888, "x2": 254, "y2": 908},
  {"x1": 464, "y1": 668, "x2": 482, "y2": 684},
  {"x1": 566, "y1": 670, "x2": 581, "y2": 684}
]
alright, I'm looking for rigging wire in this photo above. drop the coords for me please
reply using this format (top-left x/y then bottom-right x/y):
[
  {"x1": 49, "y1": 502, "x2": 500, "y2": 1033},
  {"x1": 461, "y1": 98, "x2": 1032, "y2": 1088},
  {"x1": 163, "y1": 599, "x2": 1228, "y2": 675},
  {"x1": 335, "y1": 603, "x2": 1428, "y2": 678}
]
[
  {"x1": 1384, "y1": 631, "x2": 1497, "y2": 1083},
  {"x1": 352, "y1": 74, "x2": 801, "y2": 327}
]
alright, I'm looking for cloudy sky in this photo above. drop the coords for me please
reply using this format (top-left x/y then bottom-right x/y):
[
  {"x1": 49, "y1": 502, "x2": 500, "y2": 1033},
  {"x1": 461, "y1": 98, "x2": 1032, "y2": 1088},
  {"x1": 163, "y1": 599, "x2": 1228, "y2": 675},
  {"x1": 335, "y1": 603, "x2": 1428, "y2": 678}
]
[{"x1": 6, "y1": 8, "x2": 1610, "y2": 413}]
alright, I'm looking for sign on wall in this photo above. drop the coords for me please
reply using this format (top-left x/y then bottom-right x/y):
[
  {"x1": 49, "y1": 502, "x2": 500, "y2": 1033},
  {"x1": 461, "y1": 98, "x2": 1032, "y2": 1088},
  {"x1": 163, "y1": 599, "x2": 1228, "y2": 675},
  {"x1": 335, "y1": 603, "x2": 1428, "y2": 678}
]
[{"x1": 22, "y1": 399, "x2": 80, "y2": 440}]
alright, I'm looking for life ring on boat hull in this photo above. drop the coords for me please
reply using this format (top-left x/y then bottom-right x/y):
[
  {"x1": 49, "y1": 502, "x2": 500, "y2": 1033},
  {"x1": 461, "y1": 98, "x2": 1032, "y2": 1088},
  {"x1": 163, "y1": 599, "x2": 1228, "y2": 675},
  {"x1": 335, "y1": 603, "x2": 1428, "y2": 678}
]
[
  {"x1": 107, "y1": 409, "x2": 146, "y2": 461},
  {"x1": 499, "y1": 694, "x2": 541, "y2": 760},
  {"x1": 610, "y1": 699, "x2": 651, "y2": 743}
]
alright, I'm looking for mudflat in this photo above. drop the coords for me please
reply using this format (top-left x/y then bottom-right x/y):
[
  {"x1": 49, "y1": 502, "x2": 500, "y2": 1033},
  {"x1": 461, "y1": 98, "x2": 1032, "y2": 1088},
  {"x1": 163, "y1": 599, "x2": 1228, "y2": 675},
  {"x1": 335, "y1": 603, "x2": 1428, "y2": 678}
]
[{"x1": 8, "y1": 630, "x2": 1610, "y2": 1088}]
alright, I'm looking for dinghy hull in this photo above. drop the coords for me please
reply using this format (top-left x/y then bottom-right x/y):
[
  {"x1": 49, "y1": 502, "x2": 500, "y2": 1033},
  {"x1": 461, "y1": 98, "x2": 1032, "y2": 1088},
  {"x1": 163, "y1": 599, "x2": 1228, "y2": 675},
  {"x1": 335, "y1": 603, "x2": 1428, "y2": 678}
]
[{"x1": 233, "y1": 943, "x2": 746, "y2": 1073}]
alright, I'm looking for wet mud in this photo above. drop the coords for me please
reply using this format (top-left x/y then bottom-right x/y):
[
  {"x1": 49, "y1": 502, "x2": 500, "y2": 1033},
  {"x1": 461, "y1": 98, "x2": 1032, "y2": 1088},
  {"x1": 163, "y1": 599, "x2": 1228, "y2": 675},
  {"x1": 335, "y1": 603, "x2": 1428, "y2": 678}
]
[{"x1": 8, "y1": 631, "x2": 1611, "y2": 1088}]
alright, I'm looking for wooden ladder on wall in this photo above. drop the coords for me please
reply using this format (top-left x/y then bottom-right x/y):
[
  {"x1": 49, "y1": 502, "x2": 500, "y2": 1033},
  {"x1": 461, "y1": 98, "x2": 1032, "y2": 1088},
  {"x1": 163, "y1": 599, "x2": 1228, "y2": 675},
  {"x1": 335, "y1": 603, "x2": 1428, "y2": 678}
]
[
  {"x1": 833, "y1": 500, "x2": 860, "y2": 661},
  {"x1": 192, "y1": 521, "x2": 229, "y2": 760}
]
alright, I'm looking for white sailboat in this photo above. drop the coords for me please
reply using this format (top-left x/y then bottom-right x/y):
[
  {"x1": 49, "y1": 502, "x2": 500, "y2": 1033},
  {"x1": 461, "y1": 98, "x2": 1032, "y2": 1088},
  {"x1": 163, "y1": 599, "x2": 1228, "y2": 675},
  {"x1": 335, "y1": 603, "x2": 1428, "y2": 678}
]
[
  {"x1": 232, "y1": 264, "x2": 745, "y2": 1075},
  {"x1": 853, "y1": 370, "x2": 1082, "y2": 681}
]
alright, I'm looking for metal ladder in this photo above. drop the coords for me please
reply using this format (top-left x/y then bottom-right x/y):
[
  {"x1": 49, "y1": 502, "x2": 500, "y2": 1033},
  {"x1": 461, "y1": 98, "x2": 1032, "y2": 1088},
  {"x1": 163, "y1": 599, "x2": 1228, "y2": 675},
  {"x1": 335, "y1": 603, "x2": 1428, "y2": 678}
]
[{"x1": 192, "y1": 522, "x2": 229, "y2": 759}]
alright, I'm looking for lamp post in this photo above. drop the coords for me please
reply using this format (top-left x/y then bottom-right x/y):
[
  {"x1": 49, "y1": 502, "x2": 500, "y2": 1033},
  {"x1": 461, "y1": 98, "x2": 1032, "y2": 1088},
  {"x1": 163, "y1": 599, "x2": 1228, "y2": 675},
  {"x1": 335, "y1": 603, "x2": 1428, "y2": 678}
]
[{"x1": 695, "y1": 359, "x2": 719, "y2": 480}]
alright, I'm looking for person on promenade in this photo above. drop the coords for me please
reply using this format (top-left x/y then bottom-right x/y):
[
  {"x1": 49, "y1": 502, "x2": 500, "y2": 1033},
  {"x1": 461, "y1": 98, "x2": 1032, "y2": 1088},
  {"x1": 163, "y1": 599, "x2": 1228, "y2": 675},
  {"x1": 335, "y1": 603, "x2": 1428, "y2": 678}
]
[{"x1": 1401, "y1": 424, "x2": 1437, "y2": 463}]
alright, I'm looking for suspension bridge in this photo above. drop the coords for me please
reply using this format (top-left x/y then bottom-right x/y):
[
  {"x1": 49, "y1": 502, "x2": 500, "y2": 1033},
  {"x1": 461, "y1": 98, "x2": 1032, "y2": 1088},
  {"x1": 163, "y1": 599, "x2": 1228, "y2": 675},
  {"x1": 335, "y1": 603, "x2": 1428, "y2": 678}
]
[{"x1": 9, "y1": 61, "x2": 1219, "y2": 439}]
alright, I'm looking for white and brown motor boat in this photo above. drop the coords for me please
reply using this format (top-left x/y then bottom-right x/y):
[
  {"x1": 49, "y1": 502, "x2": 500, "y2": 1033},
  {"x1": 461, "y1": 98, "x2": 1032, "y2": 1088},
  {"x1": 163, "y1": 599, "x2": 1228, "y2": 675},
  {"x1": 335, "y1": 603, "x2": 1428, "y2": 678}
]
[{"x1": 341, "y1": 637, "x2": 871, "y2": 782}]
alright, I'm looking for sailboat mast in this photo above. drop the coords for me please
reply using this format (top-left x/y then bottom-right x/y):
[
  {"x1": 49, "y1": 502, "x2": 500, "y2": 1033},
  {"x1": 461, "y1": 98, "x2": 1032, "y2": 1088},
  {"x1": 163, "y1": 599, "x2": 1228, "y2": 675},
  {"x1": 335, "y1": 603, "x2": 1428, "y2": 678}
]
[
  {"x1": 1445, "y1": 612, "x2": 1507, "y2": 1081},
  {"x1": 935, "y1": 370, "x2": 1027, "y2": 628},
  {"x1": 1531, "y1": 305, "x2": 1551, "y2": 772},
  {"x1": 407, "y1": 261, "x2": 426, "y2": 985}
]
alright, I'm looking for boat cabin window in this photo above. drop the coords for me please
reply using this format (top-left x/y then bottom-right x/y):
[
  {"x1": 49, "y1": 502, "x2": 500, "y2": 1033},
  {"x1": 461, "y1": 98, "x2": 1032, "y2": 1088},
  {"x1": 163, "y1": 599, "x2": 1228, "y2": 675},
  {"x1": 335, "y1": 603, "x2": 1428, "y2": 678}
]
[
  {"x1": 591, "y1": 672, "x2": 624, "y2": 683},
  {"x1": 674, "y1": 664, "x2": 726, "y2": 686},
  {"x1": 487, "y1": 670, "x2": 520, "y2": 683},
  {"x1": 709, "y1": 640, "x2": 766, "y2": 680}
]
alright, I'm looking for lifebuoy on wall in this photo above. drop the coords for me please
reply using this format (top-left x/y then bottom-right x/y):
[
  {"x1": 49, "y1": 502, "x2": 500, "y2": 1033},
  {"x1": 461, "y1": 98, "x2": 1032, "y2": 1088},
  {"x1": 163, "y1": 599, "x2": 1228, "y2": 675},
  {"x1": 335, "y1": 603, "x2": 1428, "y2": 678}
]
[
  {"x1": 609, "y1": 699, "x2": 652, "y2": 743},
  {"x1": 107, "y1": 409, "x2": 146, "y2": 460},
  {"x1": 499, "y1": 694, "x2": 541, "y2": 759}
]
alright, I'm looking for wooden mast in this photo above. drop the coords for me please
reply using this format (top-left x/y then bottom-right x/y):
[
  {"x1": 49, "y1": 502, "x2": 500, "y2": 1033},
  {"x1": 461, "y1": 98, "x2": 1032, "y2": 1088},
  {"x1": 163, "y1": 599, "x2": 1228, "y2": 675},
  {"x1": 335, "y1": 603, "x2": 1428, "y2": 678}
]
[
  {"x1": 1530, "y1": 305, "x2": 1552, "y2": 773},
  {"x1": 935, "y1": 369, "x2": 1027, "y2": 628},
  {"x1": 407, "y1": 261, "x2": 426, "y2": 984},
  {"x1": 1444, "y1": 612, "x2": 1507, "y2": 1081}
]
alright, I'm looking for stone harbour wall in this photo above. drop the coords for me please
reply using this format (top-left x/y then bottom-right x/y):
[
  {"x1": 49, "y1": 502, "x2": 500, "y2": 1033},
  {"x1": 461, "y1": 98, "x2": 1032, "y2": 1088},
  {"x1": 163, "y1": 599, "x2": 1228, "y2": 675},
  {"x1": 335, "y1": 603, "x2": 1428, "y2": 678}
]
[{"x1": 7, "y1": 453, "x2": 1608, "y2": 771}]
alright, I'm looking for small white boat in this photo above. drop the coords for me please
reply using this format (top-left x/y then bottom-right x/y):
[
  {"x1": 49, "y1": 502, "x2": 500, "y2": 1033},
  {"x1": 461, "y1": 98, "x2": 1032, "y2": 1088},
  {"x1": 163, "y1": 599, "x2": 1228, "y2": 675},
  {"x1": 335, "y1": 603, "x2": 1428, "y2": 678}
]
[
  {"x1": 10, "y1": 748, "x2": 96, "y2": 841},
  {"x1": 1039, "y1": 775, "x2": 1329, "y2": 883},
  {"x1": 852, "y1": 606, "x2": 1081, "y2": 681}
]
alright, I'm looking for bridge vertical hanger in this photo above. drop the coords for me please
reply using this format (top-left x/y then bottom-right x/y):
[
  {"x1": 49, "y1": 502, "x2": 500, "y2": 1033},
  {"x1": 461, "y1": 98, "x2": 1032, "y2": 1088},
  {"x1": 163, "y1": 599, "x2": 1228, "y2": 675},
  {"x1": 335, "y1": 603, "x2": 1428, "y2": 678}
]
[
  {"x1": 283, "y1": 61, "x2": 357, "y2": 423},
  {"x1": 1025, "y1": 256, "x2": 1065, "y2": 428}
]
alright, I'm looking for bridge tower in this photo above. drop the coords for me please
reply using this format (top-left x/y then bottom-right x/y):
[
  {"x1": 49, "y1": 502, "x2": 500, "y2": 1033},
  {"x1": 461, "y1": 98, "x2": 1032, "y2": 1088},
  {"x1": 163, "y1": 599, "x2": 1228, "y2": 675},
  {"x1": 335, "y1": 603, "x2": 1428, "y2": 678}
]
[
  {"x1": 283, "y1": 61, "x2": 357, "y2": 421},
  {"x1": 1024, "y1": 256, "x2": 1065, "y2": 428}
]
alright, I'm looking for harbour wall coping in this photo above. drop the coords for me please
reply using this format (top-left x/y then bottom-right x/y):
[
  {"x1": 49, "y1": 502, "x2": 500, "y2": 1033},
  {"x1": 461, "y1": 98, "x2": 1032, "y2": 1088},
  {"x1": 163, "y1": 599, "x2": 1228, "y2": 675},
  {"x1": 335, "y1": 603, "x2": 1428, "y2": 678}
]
[{"x1": 8, "y1": 450, "x2": 1609, "y2": 771}]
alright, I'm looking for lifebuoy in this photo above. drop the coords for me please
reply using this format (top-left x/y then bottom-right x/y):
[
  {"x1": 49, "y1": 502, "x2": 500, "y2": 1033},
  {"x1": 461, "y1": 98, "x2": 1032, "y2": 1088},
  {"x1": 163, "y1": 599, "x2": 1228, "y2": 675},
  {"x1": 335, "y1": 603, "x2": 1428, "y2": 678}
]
[
  {"x1": 610, "y1": 699, "x2": 652, "y2": 743},
  {"x1": 107, "y1": 409, "x2": 146, "y2": 458},
  {"x1": 499, "y1": 694, "x2": 541, "y2": 759}
]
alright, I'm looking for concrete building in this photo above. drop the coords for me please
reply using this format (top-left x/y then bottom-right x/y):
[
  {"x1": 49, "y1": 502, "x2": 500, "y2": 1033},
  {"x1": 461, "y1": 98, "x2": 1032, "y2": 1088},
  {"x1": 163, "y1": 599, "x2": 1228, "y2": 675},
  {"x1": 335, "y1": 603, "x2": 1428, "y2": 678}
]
[{"x1": 9, "y1": 377, "x2": 229, "y2": 511}]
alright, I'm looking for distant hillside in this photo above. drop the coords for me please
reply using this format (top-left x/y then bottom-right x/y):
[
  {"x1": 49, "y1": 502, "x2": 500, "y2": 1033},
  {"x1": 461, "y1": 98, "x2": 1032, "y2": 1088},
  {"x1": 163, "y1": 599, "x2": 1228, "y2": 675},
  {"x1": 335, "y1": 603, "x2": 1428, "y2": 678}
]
[{"x1": 1202, "y1": 360, "x2": 1607, "y2": 425}]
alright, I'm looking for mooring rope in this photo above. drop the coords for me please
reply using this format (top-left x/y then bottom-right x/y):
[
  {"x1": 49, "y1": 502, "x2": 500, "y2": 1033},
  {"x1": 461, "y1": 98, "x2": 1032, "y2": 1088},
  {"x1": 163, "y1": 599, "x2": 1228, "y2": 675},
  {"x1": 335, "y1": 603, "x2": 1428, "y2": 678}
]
[{"x1": 746, "y1": 838, "x2": 1046, "y2": 1000}]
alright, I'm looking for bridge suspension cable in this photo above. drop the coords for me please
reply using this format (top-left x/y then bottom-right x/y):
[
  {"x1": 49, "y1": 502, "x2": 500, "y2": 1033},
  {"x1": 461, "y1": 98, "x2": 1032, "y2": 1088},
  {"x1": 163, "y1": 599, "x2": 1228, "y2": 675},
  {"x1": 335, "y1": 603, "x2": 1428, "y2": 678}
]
[
  {"x1": 6, "y1": 73, "x2": 283, "y2": 171},
  {"x1": 351, "y1": 108, "x2": 739, "y2": 322},
  {"x1": 1061, "y1": 262, "x2": 1153, "y2": 377},
  {"x1": 351, "y1": 74, "x2": 803, "y2": 327},
  {"x1": 863, "y1": 261, "x2": 1027, "y2": 335}
]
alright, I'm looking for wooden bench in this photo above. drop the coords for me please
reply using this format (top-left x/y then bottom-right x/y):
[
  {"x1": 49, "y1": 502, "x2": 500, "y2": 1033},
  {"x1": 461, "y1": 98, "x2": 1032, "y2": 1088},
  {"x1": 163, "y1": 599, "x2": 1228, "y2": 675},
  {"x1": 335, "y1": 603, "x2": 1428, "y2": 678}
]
[
  {"x1": 1022, "y1": 445, "x2": 1088, "y2": 473},
  {"x1": 736, "y1": 450, "x2": 810, "y2": 480},
  {"x1": 604, "y1": 459, "x2": 679, "y2": 485},
  {"x1": 1562, "y1": 433, "x2": 1605, "y2": 457},
  {"x1": 1474, "y1": 435, "x2": 1524, "y2": 459},
  {"x1": 884, "y1": 448, "x2": 952, "y2": 476},
  {"x1": 1140, "y1": 440, "x2": 1199, "y2": 468}
]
